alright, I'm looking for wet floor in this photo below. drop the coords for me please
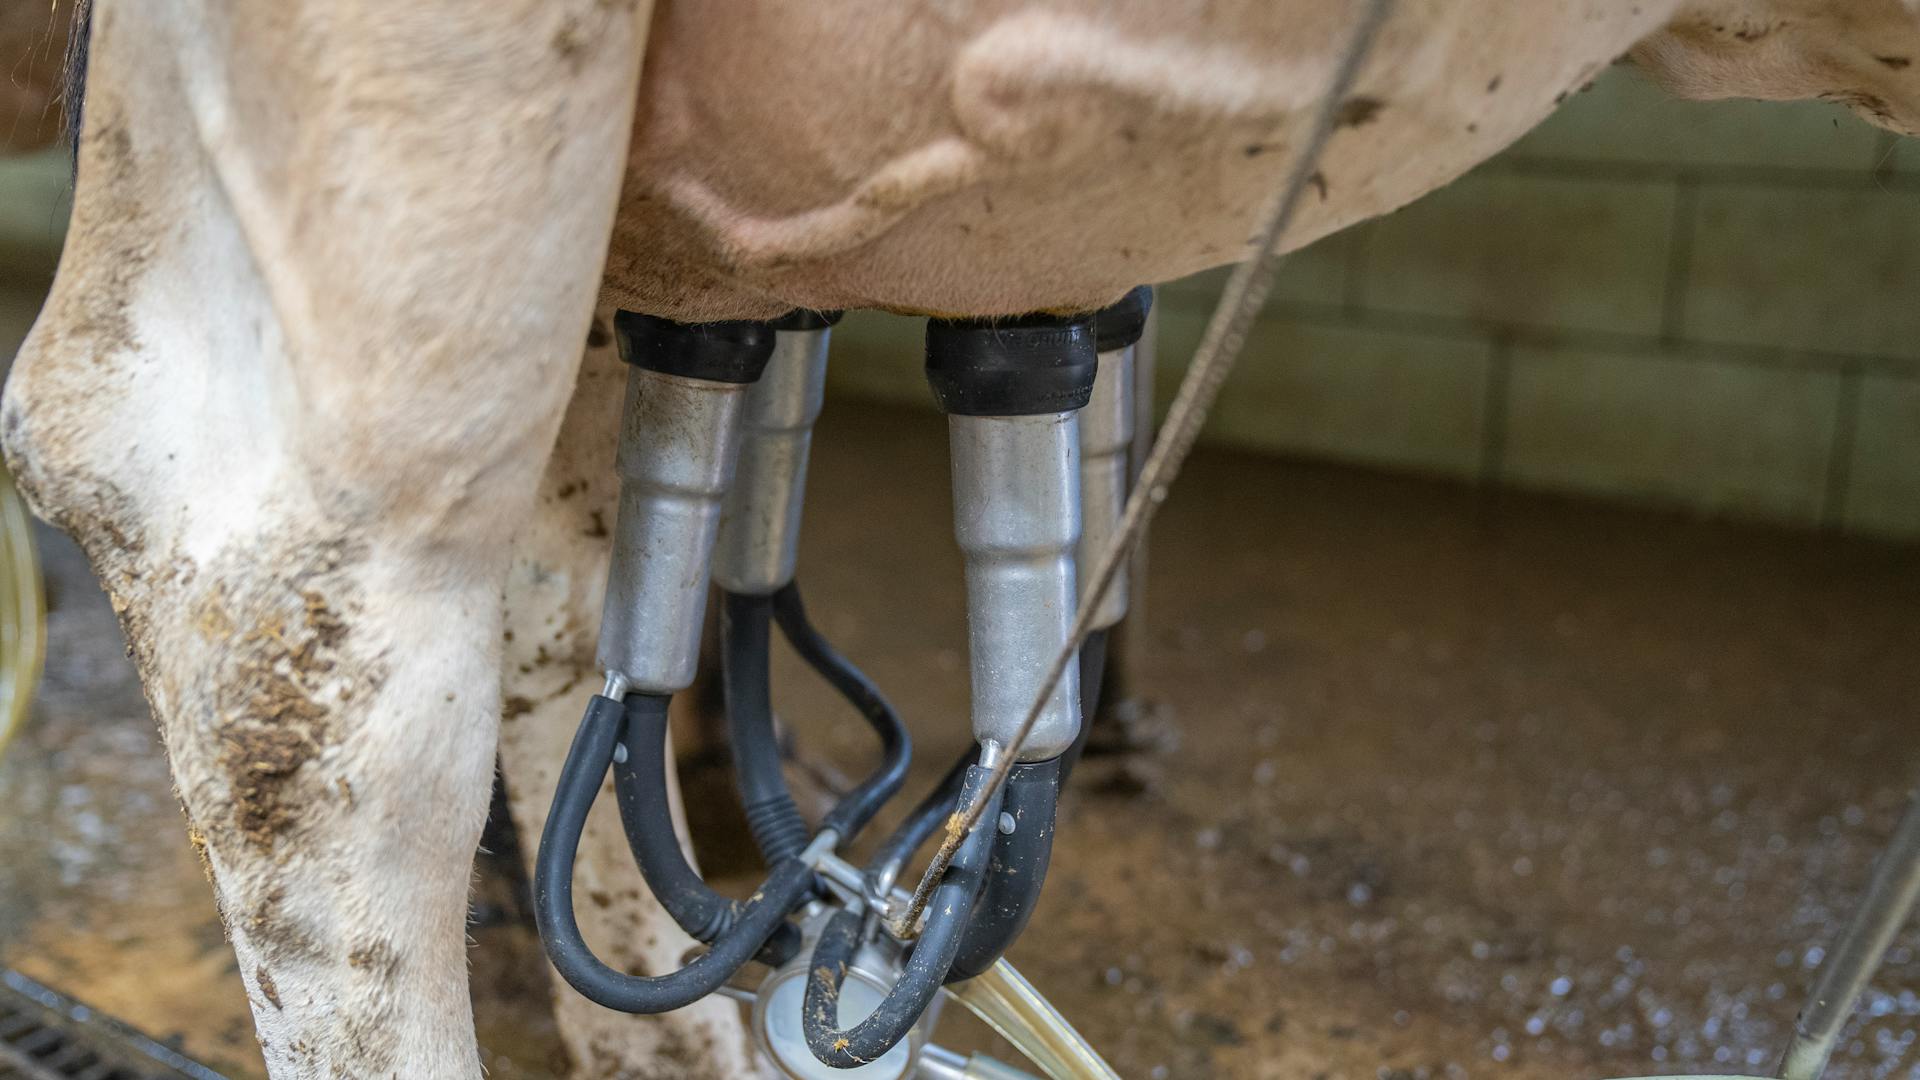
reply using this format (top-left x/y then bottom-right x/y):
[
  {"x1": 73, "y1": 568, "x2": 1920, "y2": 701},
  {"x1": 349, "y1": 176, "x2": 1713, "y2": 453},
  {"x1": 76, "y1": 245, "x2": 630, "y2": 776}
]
[{"x1": 1, "y1": 398, "x2": 1917, "y2": 1079}]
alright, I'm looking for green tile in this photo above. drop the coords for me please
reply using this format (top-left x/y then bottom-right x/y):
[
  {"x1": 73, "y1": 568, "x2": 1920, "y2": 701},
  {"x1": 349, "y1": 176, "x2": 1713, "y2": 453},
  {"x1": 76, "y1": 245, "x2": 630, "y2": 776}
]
[
  {"x1": 1152, "y1": 306, "x2": 1491, "y2": 479},
  {"x1": 1504, "y1": 346, "x2": 1841, "y2": 524},
  {"x1": 821, "y1": 310, "x2": 933, "y2": 408},
  {"x1": 1843, "y1": 374, "x2": 1920, "y2": 539},
  {"x1": 1888, "y1": 136, "x2": 1918, "y2": 177},
  {"x1": 0, "y1": 285, "x2": 49, "y2": 365},
  {"x1": 1510, "y1": 65, "x2": 1885, "y2": 173},
  {"x1": 1360, "y1": 171, "x2": 1675, "y2": 336},
  {"x1": 1683, "y1": 186, "x2": 1920, "y2": 361},
  {"x1": 0, "y1": 148, "x2": 70, "y2": 272}
]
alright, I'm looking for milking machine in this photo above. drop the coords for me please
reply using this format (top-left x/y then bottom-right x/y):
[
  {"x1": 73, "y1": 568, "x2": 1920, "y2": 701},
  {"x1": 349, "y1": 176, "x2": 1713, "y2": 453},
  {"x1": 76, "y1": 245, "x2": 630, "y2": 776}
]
[
  {"x1": 522, "y1": 232, "x2": 1920, "y2": 1080},
  {"x1": 533, "y1": 294, "x2": 1149, "y2": 1077},
  {"x1": 522, "y1": 0, "x2": 1920, "y2": 1070}
]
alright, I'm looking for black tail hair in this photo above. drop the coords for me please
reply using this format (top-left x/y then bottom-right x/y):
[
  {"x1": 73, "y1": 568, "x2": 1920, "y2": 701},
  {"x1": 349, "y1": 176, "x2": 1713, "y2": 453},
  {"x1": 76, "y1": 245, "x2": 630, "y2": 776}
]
[{"x1": 60, "y1": 0, "x2": 91, "y2": 177}]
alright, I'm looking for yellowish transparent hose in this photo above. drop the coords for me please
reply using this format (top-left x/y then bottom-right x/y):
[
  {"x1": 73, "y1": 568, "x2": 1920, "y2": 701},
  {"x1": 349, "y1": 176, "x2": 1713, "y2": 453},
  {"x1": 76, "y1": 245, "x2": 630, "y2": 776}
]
[
  {"x1": 944, "y1": 961, "x2": 1120, "y2": 1080},
  {"x1": 0, "y1": 464, "x2": 44, "y2": 762}
]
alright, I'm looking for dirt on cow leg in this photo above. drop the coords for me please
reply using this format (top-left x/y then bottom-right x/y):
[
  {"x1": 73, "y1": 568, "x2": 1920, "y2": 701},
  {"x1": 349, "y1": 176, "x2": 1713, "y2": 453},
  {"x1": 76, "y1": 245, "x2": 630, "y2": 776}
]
[{"x1": 0, "y1": 524, "x2": 572, "y2": 1080}]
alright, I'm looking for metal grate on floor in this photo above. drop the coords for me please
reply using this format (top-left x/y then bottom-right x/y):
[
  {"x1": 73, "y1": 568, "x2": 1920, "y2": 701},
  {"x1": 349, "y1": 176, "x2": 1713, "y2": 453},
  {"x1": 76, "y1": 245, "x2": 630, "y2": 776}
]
[{"x1": 0, "y1": 971, "x2": 225, "y2": 1080}]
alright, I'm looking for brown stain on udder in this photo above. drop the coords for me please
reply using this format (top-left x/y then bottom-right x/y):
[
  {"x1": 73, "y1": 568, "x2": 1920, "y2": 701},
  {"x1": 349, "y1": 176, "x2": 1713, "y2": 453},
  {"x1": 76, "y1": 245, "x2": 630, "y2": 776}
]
[{"x1": 1335, "y1": 96, "x2": 1385, "y2": 128}]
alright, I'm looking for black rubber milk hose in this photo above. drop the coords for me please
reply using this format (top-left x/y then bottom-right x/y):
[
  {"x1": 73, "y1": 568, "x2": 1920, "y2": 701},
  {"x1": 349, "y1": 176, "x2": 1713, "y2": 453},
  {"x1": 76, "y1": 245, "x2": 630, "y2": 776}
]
[
  {"x1": 533, "y1": 693, "x2": 807, "y2": 1013},
  {"x1": 802, "y1": 765, "x2": 1006, "y2": 1068}
]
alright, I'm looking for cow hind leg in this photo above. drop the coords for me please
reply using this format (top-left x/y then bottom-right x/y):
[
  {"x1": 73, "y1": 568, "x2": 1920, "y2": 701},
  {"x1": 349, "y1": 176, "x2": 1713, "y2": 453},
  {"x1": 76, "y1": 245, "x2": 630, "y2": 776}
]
[{"x1": 1, "y1": 0, "x2": 651, "y2": 1075}]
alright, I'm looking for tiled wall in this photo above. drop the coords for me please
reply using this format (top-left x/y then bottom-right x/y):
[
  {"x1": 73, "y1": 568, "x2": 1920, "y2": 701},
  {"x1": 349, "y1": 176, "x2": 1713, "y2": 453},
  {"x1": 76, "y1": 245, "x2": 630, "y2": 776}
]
[
  {"x1": 0, "y1": 150, "x2": 66, "y2": 368},
  {"x1": 826, "y1": 66, "x2": 1920, "y2": 541}
]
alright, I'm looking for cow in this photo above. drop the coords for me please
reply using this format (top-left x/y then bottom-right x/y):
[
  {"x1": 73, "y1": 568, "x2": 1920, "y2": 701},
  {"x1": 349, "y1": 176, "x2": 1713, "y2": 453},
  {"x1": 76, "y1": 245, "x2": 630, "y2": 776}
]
[{"x1": 2, "y1": 0, "x2": 1915, "y2": 1076}]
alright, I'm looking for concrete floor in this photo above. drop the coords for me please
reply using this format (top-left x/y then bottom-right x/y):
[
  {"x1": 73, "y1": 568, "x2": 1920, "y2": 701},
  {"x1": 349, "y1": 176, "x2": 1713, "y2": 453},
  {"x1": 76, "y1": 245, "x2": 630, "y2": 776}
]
[{"x1": 1, "y1": 397, "x2": 1917, "y2": 1079}]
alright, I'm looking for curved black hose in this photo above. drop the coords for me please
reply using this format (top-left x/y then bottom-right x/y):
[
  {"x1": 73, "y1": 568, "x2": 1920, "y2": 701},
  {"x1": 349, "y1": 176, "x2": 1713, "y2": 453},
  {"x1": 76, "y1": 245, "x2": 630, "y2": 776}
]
[
  {"x1": 865, "y1": 746, "x2": 974, "y2": 880},
  {"x1": 1058, "y1": 629, "x2": 1109, "y2": 786},
  {"x1": 721, "y1": 592, "x2": 812, "y2": 862},
  {"x1": 533, "y1": 694, "x2": 809, "y2": 1012},
  {"x1": 803, "y1": 766, "x2": 1006, "y2": 1068},
  {"x1": 610, "y1": 692, "x2": 803, "y2": 963},
  {"x1": 864, "y1": 631, "x2": 1098, "y2": 976},
  {"x1": 948, "y1": 755, "x2": 1062, "y2": 980},
  {"x1": 771, "y1": 582, "x2": 912, "y2": 839}
]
